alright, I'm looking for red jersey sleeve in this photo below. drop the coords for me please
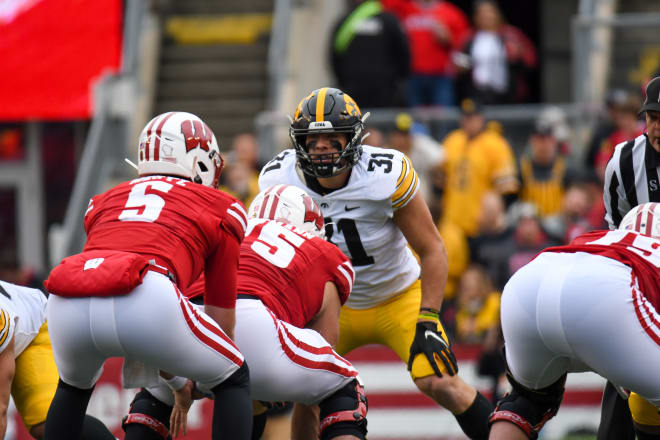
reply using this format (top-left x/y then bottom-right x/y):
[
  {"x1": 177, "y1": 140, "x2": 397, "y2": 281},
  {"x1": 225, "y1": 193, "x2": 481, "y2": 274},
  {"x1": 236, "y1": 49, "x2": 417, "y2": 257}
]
[
  {"x1": 325, "y1": 244, "x2": 355, "y2": 305},
  {"x1": 204, "y1": 225, "x2": 241, "y2": 308},
  {"x1": 83, "y1": 196, "x2": 98, "y2": 234},
  {"x1": 220, "y1": 200, "x2": 248, "y2": 243}
]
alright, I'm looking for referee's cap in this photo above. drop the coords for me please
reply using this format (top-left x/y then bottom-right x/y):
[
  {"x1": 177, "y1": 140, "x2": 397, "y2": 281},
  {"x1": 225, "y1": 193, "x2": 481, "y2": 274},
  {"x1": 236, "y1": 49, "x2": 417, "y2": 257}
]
[{"x1": 639, "y1": 76, "x2": 660, "y2": 115}]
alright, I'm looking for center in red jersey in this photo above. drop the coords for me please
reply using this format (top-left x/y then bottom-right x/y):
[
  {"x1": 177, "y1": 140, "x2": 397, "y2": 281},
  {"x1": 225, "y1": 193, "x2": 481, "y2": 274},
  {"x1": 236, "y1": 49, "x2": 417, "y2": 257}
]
[
  {"x1": 237, "y1": 219, "x2": 354, "y2": 328},
  {"x1": 82, "y1": 175, "x2": 247, "y2": 307}
]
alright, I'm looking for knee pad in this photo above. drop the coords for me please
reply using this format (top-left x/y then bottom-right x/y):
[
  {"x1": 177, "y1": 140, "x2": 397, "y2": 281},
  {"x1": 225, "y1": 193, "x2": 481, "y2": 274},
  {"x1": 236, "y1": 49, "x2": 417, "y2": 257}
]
[
  {"x1": 122, "y1": 389, "x2": 172, "y2": 440},
  {"x1": 488, "y1": 371, "x2": 566, "y2": 440},
  {"x1": 319, "y1": 378, "x2": 368, "y2": 440}
]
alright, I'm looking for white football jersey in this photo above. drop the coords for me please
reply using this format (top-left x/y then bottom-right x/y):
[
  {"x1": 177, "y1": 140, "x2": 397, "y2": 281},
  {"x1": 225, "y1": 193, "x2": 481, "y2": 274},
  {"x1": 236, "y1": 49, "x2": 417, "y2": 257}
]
[
  {"x1": 259, "y1": 145, "x2": 421, "y2": 309},
  {"x1": 0, "y1": 281, "x2": 47, "y2": 357}
]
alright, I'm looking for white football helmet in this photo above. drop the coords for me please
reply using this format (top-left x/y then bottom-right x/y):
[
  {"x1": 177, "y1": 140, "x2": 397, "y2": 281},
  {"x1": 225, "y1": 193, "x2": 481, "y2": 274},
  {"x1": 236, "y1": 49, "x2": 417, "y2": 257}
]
[
  {"x1": 619, "y1": 203, "x2": 660, "y2": 238},
  {"x1": 248, "y1": 184, "x2": 325, "y2": 238},
  {"x1": 137, "y1": 111, "x2": 224, "y2": 188}
]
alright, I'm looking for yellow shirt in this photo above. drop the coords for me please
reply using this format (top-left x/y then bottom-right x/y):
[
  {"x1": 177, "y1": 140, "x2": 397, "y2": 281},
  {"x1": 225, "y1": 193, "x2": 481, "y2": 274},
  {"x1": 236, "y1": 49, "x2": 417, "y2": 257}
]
[
  {"x1": 519, "y1": 155, "x2": 565, "y2": 217},
  {"x1": 442, "y1": 129, "x2": 518, "y2": 236},
  {"x1": 456, "y1": 291, "x2": 501, "y2": 343}
]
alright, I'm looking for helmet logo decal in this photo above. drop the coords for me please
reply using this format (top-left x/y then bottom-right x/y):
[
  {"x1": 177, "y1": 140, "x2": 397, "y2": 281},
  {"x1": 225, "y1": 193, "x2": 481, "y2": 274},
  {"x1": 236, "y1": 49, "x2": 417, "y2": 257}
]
[
  {"x1": 302, "y1": 194, "x2": 324, "y2": 232},
  {"x1": 181, "y1": 119, "x2": 213, "y2": 152},
  {"x1": 344, "y1": 94, "x2": 361, "y2": 117}
]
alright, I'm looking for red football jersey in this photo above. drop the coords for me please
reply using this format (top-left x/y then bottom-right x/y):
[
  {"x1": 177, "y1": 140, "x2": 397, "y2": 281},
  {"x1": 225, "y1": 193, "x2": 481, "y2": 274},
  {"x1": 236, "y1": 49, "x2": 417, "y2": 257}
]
[
  {"x1": 237, "y1": 218, "x2": 355, "y2": 328},
  {"x1": 542, "y1": 229, "x2": 660, "y2": 310},
  {"x1": 83, "y1": 175, "x2": 247, "y2": 307}
]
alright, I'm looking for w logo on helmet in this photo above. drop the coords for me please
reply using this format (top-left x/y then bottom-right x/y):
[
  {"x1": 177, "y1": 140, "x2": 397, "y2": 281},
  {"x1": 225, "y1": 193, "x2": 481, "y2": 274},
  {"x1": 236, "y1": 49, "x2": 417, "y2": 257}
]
[
  {"x1": 181, "y1": 120, "x2": 213, "y2": 152},
  {"x1": 302, "y1": 194, "x2": 324, "y2": 232}
]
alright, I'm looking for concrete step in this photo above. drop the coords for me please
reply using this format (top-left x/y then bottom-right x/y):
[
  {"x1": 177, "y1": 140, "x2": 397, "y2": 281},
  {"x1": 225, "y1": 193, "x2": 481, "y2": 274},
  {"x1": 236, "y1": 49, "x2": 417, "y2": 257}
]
[
  {"x1": 157, "y1": 80, "x2": 267, "y2": 99},
  {"x1": 159, "y1": 61, "x2": 267, "y2": 80},
  {"x1": 160, "y1": 44, "x2": 268, "y2": 62},
  {"x1": 154, "y1": 98, "x2": 265, "y2": 117},
  {"x1": 167, "y1": 0, "x2": 274, "y2": 15}
]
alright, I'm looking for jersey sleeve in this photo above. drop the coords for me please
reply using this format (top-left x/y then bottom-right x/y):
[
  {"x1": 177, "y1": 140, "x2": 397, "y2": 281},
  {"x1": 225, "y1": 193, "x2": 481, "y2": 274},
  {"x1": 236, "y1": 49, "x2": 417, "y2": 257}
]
[
  {"x1": 325, "y1": 244, "x2": 355, "y2": 304},
  {"x1": 0, "y1": 308, "x2": 15, "y2": 354},
  {"x1": 258, "y1": 149, "x2": 296, "y2": 191},
  {"x1": 221, "y1": 200, "x2": 248, "y2": 243},
  {"x1": 83, "y1": 196, "x2": 98, "y2": 234},
  {"x1": 391, "y1": 154, "x2": 420, "y2": 210},
  {"x1": 204, "y1": 229, "x2": 241, "y2": 308}
]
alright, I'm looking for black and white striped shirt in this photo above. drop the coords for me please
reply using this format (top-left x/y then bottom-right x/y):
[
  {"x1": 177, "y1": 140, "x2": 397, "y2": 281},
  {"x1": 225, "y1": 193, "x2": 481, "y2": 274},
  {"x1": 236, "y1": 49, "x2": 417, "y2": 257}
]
[{"x1": 604, "y1": 133, "x2": 660, "y2": 228}]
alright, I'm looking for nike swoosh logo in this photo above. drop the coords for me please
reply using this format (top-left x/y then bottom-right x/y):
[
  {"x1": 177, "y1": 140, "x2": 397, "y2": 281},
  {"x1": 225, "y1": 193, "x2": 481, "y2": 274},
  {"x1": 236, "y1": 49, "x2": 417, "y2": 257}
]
[
  {"x1": 424, "y1": 330, "x2": 448, "y2": 349},
  {"x1": 344, "y1": 205, "x2": 360, "y2": 212}
]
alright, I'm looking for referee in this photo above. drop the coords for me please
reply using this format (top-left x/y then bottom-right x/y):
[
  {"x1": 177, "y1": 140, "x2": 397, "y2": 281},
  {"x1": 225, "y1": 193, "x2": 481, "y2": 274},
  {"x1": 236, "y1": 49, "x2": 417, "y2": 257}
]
[
  {"x1": 601, "y1": 75, "x2": 660, "y2": 439},
  {"x1": 604, "y1": 76, "x2": 660, "y2": 228}
]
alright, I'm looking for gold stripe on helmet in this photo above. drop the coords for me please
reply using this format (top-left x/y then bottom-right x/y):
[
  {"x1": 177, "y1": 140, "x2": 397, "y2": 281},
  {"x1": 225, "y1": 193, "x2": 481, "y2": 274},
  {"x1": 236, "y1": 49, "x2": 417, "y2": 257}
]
[{"x1": 315, "y1": 87, "x2": 329, "y2": 122}]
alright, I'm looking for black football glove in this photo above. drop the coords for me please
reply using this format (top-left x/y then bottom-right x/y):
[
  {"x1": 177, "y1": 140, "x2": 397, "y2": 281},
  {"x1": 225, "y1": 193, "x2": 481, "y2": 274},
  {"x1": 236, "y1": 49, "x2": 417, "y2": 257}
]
[{"x1": 407, "y1": 320, "x2": 458, "y2": 377}]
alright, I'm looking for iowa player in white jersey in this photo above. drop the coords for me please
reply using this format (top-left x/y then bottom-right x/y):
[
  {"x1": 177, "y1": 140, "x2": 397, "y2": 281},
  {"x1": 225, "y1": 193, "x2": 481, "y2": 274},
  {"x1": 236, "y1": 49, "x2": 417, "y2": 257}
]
[
  {"x1": 259, "y1": 87, "x2": 493, "y2": 439},
  {"x1": 0, "y1": 281, "x2": 113, "y2": 439}
]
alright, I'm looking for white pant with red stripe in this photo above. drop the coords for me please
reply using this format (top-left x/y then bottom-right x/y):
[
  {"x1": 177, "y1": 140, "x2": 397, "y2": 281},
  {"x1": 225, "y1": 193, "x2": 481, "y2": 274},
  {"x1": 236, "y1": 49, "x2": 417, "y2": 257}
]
[
  {"x1": 502, "y1": 251, "x2": 660, "y2": 408},
  {"x1": 47, "y1": 271, "x2": 243, "y2": 390},
  {"x1": 234, "y1": 298, "x2": 357, "y2": 405}
]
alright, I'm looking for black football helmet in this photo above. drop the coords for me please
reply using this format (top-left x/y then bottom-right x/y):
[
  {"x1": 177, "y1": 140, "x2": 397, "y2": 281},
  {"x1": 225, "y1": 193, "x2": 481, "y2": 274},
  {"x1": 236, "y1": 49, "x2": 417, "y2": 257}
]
[{"x1": 290, "y1": 87, "x2": 366, "y2": 178}]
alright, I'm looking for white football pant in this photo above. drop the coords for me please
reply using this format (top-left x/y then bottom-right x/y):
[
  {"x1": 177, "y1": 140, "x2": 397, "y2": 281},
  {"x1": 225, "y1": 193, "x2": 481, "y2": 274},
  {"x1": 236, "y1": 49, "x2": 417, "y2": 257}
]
[
  {"x1": 502, "y1": 252, "x2": 660, "y2": 408},
  {"x1": 148, "y1": 297, "x2": 358, "y2": 406},
  {"x1": 47, "y1": 271, "x2": 243, "y2": 390}
]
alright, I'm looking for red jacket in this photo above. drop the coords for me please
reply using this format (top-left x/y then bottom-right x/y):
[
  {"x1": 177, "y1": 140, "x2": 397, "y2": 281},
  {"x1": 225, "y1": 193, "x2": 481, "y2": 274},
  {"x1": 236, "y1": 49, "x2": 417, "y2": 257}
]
[{"x1": 384, "y1": 0, "x2": 469, "y2": 75}]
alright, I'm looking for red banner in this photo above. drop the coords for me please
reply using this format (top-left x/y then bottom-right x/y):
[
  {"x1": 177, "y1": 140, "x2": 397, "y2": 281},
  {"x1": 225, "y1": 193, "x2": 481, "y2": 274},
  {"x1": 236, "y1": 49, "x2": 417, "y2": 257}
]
[{"x1": 0, "y1": 0, "x2": 122, "y2": 120}]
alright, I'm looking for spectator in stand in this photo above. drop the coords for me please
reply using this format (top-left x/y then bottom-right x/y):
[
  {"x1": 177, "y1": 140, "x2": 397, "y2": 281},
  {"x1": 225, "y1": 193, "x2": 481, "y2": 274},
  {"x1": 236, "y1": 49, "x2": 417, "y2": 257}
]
[
  {"x1": 231, "y1": 132, "x2": 262, "y2": 172},
  {"x1": 388, "y1": 112, "x2": 445, "y2": 206},
  {"x1": 507, "y1": 202, "x2": 559, "y2": 277},
  {"x1": 453, "y1": 0, "x2": 537, "y2": 104},
  {"x1": 518, "y1": 116, "x2": 577, "y2": 218},
  {"x1": 542, "y1": 182, "x2": 593, "y2": 244},
  {"x1": 454, "y1": 265, "x2": 500, "y2": 345},
  {"x1": 383, "y1": 0, "x2": 470, "y2": 107},
  {"x1": 595, "y1": 94, "x2": 644, "y2": 181},
  {"x1": 468, "y1": 192, "x2": 515, "y2": 292},
  {"x1": 220, "y1": 133, "x2": 262, "y2": 207},
  {"x1": 330, "y1": 0, "x2": 410, "y2": 108},
  {"x1": 441, "y1": 98, "x2": 519, "y2": 238},
  {"x1": 584, "y1": 89, "x2": 628, "y2": 170}
]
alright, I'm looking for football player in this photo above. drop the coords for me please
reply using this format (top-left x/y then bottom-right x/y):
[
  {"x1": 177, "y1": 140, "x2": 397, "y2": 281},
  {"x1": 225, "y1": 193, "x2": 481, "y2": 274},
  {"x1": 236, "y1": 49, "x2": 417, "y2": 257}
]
[
  {"x1": 0, "y1": 280, "x2": 114, "y2": 439},
  {"x1": 122, "y1": 184, "x2": 368, "y2": 440},
  {"x1": 259, "y1": 87, "x2": 493, "y2": 439},
  {"x1": 43, "y1": 112, "x2": 252, "y2": 439},
  {"x1": 490, "y1": 202, "x2": 660, "y2": 440}
]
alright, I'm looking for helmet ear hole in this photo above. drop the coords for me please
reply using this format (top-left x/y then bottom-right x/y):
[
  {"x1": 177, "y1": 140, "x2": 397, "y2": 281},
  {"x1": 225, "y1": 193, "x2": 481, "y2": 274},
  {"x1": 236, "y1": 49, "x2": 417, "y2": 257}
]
[{"x1": 197, "y1": 162, "x2": 208, "y2": 172}]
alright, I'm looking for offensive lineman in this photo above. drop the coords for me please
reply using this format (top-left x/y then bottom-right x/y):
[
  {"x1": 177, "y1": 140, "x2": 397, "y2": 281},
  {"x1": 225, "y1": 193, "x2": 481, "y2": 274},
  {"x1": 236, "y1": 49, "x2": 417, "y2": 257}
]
[
  {"x1": 43, "y1": 112, "x2": 252, "y2": 439},
  {"x1": 489, "y1": 202, "x2": 660, "y2": 439},
  {"x1": 259, "y1": 87, "x2": 493, "y2": 438},
  {"x1": 122, "y1": 184, "x2": 368, "y2": 440},
  {"x1": 0, "y1": 280, "x2": 114, "y2": 439}
]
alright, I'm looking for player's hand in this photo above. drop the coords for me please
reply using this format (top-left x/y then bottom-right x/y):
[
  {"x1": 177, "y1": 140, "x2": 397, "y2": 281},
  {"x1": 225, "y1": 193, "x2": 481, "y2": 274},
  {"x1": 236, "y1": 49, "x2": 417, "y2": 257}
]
[
  {"x1": 170, "y1": 379, "x2": 194, "y2": 438},
  {"x1": 407, "y1": 319, "x2": 458, "y2": 377}
]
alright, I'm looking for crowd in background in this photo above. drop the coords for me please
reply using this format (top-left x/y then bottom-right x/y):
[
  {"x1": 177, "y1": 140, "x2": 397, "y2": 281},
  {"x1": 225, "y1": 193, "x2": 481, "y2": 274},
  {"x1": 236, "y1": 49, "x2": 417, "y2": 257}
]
[{"x1": 330, "y1": 0, "x2": 538, "y2": 109}]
